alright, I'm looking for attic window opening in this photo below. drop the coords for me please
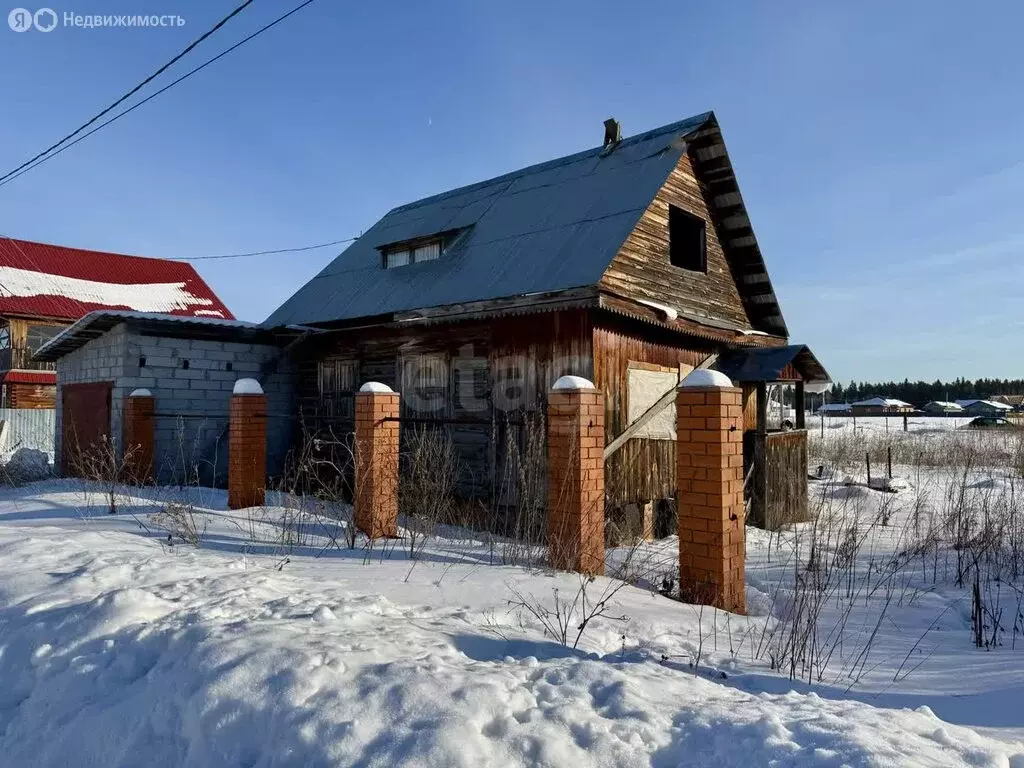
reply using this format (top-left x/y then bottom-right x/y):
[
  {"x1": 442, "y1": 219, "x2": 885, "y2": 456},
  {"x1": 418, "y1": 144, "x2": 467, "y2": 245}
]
[
  {"x1": 668, "y1": 205, "x2": 707, "y2": 273},
  {"x1": 383, "y1": 238, "x2": 443, "y2": 269}
]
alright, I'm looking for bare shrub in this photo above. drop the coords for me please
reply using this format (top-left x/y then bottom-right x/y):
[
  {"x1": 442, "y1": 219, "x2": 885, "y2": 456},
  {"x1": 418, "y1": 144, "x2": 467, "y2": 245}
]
[
  {"x1": 70, "y1": 434, "x2": 141, "y2": 516},
  {"x1": 496, "y1": 412, "x2": 548, "y2": 568},
  {"x1": 508, "y1": 573, "x2": 629, "y2": 649},
  {"x1": 152, "y1": 502, "x2": 205, "y2": 547},
  {"x1": 399, "y1": 425, "x2": 460, "y2": 559}
]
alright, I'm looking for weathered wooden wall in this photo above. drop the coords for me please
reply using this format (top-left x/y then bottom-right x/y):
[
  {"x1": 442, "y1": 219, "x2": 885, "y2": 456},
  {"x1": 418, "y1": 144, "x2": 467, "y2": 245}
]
[
  {"x1": 599, "y1": 153, "x2": 753, "y2": 331},
  {"x1": 293, "y1": 310, "x2": 594, "y2": 500},
  {"x1": 763, "y1": 429, "x2": 808, "y2": 530},
  {"x1": 592, "y1": 314, "x2": 714, "y2": 505},
  {"x1": 6, "y1": 382, "x2": 56, "y2": 409}
]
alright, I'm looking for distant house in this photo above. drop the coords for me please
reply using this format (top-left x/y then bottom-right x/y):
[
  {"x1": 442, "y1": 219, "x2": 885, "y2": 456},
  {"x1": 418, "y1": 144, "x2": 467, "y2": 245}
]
[
  {"x1": 956, "y1": 399, "x2": 1014, "y2": 416},
  {"x1": 0, "y1": 237, "x2": 232, "y2": 408},
  {"x1": 921, "y1": 401, "x2": 964, "y2": 415},
  {"x1": 992, "y1": 394, "x2": 1024, "y2": 411},
  {"x1": 816, "y1": 402, "x2": 851, "y2": 415},
  {"x1": 850, "y1": 397, "x2": 914, "y2": 416}
]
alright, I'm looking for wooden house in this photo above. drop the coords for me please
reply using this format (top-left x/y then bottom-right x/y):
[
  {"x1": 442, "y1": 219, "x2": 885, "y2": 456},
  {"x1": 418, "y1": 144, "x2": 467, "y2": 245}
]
[
  {"x1": 0, "y1": 238, "x2": 232, "y2": 408},
  {"x1": 266, "y1": 112, "x2": 831, "y2": 528}
]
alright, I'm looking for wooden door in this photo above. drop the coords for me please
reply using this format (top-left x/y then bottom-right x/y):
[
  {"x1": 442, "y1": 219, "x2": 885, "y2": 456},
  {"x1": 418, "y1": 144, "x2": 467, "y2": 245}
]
[{"x1": 61, "y1": 382, "x2": 112, "y2": 477}]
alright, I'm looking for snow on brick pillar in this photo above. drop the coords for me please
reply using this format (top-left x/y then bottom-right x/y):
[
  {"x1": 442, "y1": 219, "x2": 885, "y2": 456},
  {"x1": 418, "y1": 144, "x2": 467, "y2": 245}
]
[
  {"x1": 547, "y1": 376, "x2": 605, "y2": 576},
  {"x1": 122, "y1": 388, "x2": 155, "y2": 484},
  {"x1": 676, "y1": 369, "x2": 746, "y2": 614},
  {"x1": 229, "y1": 378, "x2": 267, "y2": 510},
  {"x1": 354, "y1": 382, "x2": 400, "y2": 539}
]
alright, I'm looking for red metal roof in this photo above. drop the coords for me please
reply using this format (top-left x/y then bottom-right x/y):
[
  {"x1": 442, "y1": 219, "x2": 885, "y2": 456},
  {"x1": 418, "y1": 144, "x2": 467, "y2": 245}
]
[
  {"x1": 0, "y1": 238, "x2": 234, "y2": 321},
  {"x1": 0, "y1": 370, "x2": 55, "y2": 385}
]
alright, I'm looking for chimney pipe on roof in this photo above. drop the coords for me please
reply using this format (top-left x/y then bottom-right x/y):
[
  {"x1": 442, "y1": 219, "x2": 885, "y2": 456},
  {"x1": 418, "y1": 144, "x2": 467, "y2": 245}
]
[{"x1": 603, "y1": 118, "x2": 621, "y2": 148}]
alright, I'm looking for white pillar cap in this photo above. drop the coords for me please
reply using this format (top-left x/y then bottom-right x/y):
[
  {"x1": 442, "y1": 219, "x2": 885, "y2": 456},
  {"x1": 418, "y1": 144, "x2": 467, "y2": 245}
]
[
  {"x1": 232, "y1": 378, "x2": 264, "y2": 395},
  {"x1": 679, "y1": 369, "x2": 733, "y2": 388},
  {"x1": 128, "y1": 388, "x2": 152, "y2": 397},
  {"x1": 359, "y1": 381, "x2": 394, "y2": 393},
  {"x1": 552, "y1": 375, "x2": 596, "y2": 391}
]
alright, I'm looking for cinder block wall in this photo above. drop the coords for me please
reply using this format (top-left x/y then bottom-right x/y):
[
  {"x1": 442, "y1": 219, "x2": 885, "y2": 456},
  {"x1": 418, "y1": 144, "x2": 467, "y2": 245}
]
[{"x1": 55, "y1": 322, "x2": 294, "y2": 486}]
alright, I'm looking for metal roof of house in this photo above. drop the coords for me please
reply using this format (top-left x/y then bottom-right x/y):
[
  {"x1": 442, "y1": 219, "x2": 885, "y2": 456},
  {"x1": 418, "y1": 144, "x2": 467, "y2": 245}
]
[
  {"x1": 0, "y1": 238, "x2": 233, "y2": 321},
  {"x1": 851, "y1": 397, "x2": 913, "y2": 408},
  {"x1": 34, "y1": 310, "x2": 299, "y2": 361},
  {"x1": 713, "y1": 345, "x2": 830, "y2": 383},
  {"x1": 264, "y1": 112, "x2": 787, "y2": 335}
]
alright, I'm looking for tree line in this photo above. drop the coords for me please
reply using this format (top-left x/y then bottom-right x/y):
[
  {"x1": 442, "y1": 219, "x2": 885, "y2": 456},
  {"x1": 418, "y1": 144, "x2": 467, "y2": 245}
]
[{"x1": 822, "y1": 378, "x2": 1024, "y2": 406}]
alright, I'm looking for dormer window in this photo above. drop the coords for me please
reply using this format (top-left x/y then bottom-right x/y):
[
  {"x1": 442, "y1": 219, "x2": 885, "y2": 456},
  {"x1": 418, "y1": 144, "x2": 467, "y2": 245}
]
[
  {"x1": 383, "y1": 238, "x2": 443, "y2": 269},
  {"x1": 668, "y1": 205, "x2": 707, "y2": 273}
]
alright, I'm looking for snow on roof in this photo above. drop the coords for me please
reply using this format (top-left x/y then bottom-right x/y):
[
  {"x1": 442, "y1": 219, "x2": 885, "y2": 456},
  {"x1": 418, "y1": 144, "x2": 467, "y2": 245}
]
[
  {"x1": 817, "y1": 403, "x2": 852, "y2": 412},
  {"x1": 851, "y1": 397, "x2": 913, "y2": 408},
  {"x1": 924, "y1": 401, "x2": 963, "y2": 410},
  {"x1": 0, "y1": 238, "x2": 233, "y2": 321},
  {"x1": 955, "y1": 399, "x2": 1012, "y2": 409}
]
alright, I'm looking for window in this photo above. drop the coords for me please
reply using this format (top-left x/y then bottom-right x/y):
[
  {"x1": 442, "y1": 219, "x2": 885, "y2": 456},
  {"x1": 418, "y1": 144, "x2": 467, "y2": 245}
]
[
  {"x1": 668, "y1": 205, "x2": 707, "y2": 272},
  {"x1": 318, "y1": 359, "x2": 358, "y2": 418},
  {"x1": 26, "y1": 323, "x2": 63, "y2": 350},
  {"x1": 383, "y1": 237, "x2": 443, "y2": 269}
]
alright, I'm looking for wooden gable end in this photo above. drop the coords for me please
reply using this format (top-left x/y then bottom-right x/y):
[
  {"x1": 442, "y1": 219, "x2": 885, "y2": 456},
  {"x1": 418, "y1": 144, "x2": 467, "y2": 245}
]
[{"x1": 599, "y1": 153, "x2": 754, "y2": 333}]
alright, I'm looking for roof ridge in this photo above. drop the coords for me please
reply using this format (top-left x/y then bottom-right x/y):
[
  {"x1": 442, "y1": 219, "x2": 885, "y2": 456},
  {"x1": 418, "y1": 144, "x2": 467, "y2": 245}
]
[
  {"x1": 1, "y1": 237, "x2": 199, "y2": 270},
  {"x1": 389, "y1": 111, "x2": 714, "y2": 215}
]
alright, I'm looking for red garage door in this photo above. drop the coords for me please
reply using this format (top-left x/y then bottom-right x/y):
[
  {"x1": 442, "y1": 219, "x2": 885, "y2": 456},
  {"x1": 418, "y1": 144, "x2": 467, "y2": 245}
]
[{"x1": 61, "y1": 382, "x2": 112, "y2": 477}]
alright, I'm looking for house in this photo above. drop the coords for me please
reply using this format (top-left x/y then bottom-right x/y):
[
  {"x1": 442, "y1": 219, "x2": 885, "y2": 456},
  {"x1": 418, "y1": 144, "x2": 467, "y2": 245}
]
[
  {"x1": 921, "y1": 401, "x2": 964, "y2": 415},
  {"x1": 992, "y1": 394, "x2": 1024, "y2": 411},
  {"x1": 0, "y1": 237, "x2": 232, "y2": 408},
  {"x1": 817, "y1": 402, "x2": 852, "y2": 415},
  {"x1": 956, "y1": 399, "x2": 1014, "y2": 416},
  {"x1": 41, "y1": 112, "x2": 830, "y2": 528},
  {"x1": 850, "y1": 397, "x2": 914, "y2": 416}
]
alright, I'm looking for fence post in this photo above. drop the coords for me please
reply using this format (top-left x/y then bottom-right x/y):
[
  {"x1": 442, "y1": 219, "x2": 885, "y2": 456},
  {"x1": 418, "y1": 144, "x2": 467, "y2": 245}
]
[
  {"x1": 122, "y1": 388, "x2": 155, "y2": 483},
  {"x1": 547, "y1": 376, "x2": 605, "y2": 576},
  {"x1": 354, "y1": 382, "x2": 400, "y2": 539},
  {"x1": 676, "y1": 369, "x2": 745, "y2": 614},
  {"x1": 228, "y1": 378, "x2": 267, "y2": 509}
]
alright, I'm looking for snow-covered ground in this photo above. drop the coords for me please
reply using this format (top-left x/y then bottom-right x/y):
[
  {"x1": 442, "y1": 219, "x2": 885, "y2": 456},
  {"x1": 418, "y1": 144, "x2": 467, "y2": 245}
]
[{"x1": 0, "y1": 454, "x2": 1023, "y2": 765}]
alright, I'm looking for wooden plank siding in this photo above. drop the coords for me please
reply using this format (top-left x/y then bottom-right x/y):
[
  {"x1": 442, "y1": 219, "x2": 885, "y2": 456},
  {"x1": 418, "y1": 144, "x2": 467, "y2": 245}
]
[
  {"x1": 592, "y1": 314, "x2": 713, "y2": 505},
  {"x1": 599, "y1": 152, "x2": 753, "y2": 332},
  {"x1": 292, "y1": 310, "x2": 594, "y2": 500}
]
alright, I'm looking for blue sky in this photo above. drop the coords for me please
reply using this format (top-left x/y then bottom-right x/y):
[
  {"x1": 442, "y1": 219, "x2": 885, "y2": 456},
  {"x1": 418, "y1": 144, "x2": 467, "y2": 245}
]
[{"x1": 2, "y1": 0, "x2": 1022, "y2": 383}]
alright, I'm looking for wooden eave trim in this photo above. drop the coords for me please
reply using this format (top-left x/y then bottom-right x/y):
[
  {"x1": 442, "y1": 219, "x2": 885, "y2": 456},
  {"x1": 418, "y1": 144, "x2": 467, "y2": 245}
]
[{"x1": 597, "y1": 291, "x2": 787, "y2": 348}]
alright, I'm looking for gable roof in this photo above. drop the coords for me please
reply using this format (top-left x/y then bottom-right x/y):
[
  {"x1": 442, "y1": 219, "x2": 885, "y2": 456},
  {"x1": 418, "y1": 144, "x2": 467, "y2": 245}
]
[
  {"x1": 264, "y1": 112, "x2": 786, "y2": 335},
  {"x1": 0, "y1": 238, "x2": 233, "y2": 321}
]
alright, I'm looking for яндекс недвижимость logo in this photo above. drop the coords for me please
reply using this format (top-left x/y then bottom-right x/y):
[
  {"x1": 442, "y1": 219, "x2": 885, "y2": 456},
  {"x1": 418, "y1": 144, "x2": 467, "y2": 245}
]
[{"x1": 8, "y1": 7, "x2": 57, "y2": 31}]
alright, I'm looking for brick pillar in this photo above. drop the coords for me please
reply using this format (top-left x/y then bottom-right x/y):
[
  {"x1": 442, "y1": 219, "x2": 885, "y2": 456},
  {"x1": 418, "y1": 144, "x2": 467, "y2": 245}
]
[
  {"x1": 229, "y1": 378, "x2": 267, "y2": 509},
  {"x1": 676, "y1": 369, "x2": 745, "y2": 614},
  {"x1": 547, "y1": 376, "x2": 605, "y2": 576},
  {"x1": 122, "y1": 388, "x2": 155, "y2": 483},
  {"x1": 354, "y1": 382, "x2": 400, "y2": 539}
]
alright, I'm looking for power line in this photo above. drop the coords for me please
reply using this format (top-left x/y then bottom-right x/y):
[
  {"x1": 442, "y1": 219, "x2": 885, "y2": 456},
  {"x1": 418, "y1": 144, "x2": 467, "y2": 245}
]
[
  {"x1": 0, "y1": 0, "x2": 256, "y2": 186},
  {"x1": 180, "y1": 236, "x2": 357, "y2": 261},
  {"x1": 0, "y1": 0, "x2": 320, "y2": 190}
]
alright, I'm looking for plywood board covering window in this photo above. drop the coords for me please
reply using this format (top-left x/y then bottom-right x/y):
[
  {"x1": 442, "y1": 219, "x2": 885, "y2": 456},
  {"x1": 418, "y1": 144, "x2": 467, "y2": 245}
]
[{"x1": 626, "y1": 365, "x2": 679, "y2": 440}]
